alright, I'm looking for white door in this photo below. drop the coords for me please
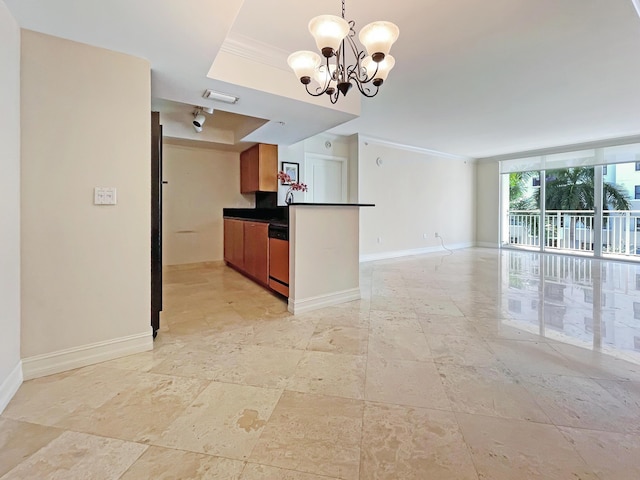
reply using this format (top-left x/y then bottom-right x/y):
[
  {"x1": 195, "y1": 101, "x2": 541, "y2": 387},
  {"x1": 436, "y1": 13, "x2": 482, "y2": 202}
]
[{"x1": 305, "y1": 154, "x2": 347, "y2": 203}]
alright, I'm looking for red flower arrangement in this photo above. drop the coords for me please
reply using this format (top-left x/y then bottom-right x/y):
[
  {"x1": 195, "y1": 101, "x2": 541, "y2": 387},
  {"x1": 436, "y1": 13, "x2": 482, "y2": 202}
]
[{"x1": 277, "y1": 170, "x2": 308, "y2": 204}]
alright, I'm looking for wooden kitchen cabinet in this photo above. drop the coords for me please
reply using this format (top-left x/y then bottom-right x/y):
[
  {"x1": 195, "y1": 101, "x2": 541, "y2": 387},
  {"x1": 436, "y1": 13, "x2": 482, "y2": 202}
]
[
  {"x1": 243, "y1": 222, "x2": 269, "y2": 285},
  {"x1": 240, "y1": 143, "x2": 278, "y2": 193},
  {"x1": 223, "y1": 218, "x2": 245, "y2": 269},
  {"x1": 268, "y1": 237, "x2": 289, "y2": 297}
]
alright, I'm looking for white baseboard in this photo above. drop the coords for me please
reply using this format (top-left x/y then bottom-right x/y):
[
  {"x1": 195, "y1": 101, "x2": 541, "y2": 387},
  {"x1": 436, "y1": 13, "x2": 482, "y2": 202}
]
[
  {"x1": 0, "y1": 361, "x2": 23, "y2": 414},
  {"x1": 22, "y1": 332, "x2": 153, "y2": 381},
  {"x1": 289, "y1": 288, "x2": 361, "y2": 314},
  {"x1": 360, "y1": 242, "x2": 475, "y2": 263}
]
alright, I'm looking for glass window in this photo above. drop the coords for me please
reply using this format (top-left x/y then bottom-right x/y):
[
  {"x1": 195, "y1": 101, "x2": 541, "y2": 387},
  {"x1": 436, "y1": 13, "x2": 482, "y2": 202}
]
[
  {"x1": 636, "y1": 186, "x2": 640, "y2": 199},
  {"x1": 603, "y1": 165, "x2": 607, "y2": 175},
  {"x1": 636, "y1": 162, "x2": 640, "y2": 171}
]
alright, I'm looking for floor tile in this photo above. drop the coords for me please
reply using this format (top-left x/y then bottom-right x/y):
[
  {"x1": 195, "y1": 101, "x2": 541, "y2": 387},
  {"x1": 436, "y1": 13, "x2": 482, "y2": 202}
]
[
  {"x1": 0, "y1": 430, "x2": 146, "y2": 480},
  {"x1": 365, "y1": 356, "x2": 451, "y2": 410},
  {"x1": 436, "y1": 363, "x2": 550, "y2": 422},
  {"x1": 306, "y1": 324, "x2": 368, "y2": 356},
  {"x1": 5, "y1": 251, "x2": 640, "y2": 480},
  {"x1": 249, "y1": 391, "x2": 363, "y2": 480},
  {"x1": 54, "y1": 371, "x2": 209, "y2": 443},
  {"x1": 360, "y1": 402, "x2": 478, "y2": 480},
  {"x1": 413, "y1": 299, "x2": 465, "y2": 317},
  {"x1": 153, "y1": 382, "x2": 282, "y2": 460},
  {"x1": 519, "y1": 373, "x2": 640, "y2": 434},
  {"x1": 152, "y1": 343, "x2": 303, "y2": 389},
  {"x1": 120, "y1": 445, "x2": 245, "y2": 479},
  {"x1": 2, "y1": 365, "x2": 139, "y2": 426},
  {"x1": 456, "y1": 413, "x2": 598, "y2": 480},
  {"x1": 369, "y1": 310, "x2": 422, "y2": 331},
  {"x1": 370, "y1": 295, "x2": 416, "y2": 314},
  {"x1": 287, "y1": 351, "x2": 366, "y2": 399},
  {"x1": 418, "y1": 315, "x2": 480, "y2": 337},
  {"x1": 98, "y1": 341, "x2": 187, "y2": 373},
  {"x1": 368, "y1": 325, "x2": 431, "y2": 361},
  {"x1": 241, "y1": 463, "x2": 338, "y2": 480},
  {"x1": 549, "y1": 341, "x2": 640, "y2": 382},
  {"x1": 427, "y1": 334, "x2": 498, "y2": 367},
  {"x1": 312, "y1": 307, "x2": 371, "y2": 329},
  {"x1": 0, "y1": 418, "x2": 63, "y2": 477},
  {"x1": 487, "y1": 339, "x2": 589, "y2": 377},
  {"x1": 559, "y1": 426, "x2": 640, "y2": 480}
]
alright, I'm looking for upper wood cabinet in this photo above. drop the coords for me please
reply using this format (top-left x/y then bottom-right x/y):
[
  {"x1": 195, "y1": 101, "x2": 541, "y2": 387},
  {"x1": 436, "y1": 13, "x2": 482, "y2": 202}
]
[{"x1": 240, "y1": 143, "x2": 278, "y2": 193}]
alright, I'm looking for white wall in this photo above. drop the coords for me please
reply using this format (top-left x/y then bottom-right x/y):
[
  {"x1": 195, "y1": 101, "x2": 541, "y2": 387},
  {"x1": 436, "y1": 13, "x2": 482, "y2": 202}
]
[
  {"x1": 277, "y1": 133, "x2": 353, "y2": 205},
  {"x1": 289, "y1": 206, "x2": 360, "y2": 313},
  {"x1": 476, "y1": 161, "x2": 500, "y2": 246},
  {"x1": 358, "y1": 139, "x2": 476, "y2": 259},
  {"x1": 277, "y1": 141, "x2": 305, "y2": 205},
  {"x1": 20, "y1": 30, "x2": 152, "y2": 378},
  {"x1": 0, "y1": 1, "x2": 22, "y2": 412},
  {"x1": 162, "y1": 143, "x2": 254, "y2": 265}
]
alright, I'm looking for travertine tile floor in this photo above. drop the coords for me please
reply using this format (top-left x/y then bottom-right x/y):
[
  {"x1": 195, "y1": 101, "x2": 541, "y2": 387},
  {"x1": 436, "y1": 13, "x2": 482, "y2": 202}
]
[{"x1": 3, "y1": 248, "x2": 640, "y2": 479}]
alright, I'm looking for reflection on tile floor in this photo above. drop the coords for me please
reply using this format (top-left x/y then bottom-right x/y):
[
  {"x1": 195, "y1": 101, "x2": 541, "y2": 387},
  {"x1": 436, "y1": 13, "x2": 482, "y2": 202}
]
[{"x1": 2, "y1": 248, "x2": 640, "y2": 479}]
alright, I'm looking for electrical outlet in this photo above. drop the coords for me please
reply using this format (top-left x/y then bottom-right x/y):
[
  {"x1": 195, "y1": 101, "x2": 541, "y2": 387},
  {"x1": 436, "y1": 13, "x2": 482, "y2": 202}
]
[
  {"x1": 435, "y1": 232, "x2": 439, "y2": 238},
  {"x1": 377, "y1": 237, "x2": 382, "y2": 244},
  {"x1": 423, "y1": 233, "x2": 428, "y2": 239}
]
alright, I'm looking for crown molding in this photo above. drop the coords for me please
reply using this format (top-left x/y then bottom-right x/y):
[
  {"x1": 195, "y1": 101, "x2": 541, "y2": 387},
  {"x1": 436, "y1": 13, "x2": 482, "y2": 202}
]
[
  {"x1": 220, "y1": 33, "x2": 290, "y2": 73},
  {"x1": 359, "y1": 135, "x2": 476, "y2": 162}
]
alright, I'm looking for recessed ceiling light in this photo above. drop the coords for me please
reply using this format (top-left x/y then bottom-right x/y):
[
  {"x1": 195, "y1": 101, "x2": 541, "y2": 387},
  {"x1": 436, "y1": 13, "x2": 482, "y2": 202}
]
[{"x1": 202, "y1": 90, "x2": 239, "y2": 104}]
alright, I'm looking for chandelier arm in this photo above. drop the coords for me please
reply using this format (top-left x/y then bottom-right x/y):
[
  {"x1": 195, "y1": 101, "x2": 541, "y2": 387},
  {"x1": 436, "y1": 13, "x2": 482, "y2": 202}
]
[
  {"x1": 352, "y1": 78, "x2": 379, "y2": 97},
  {"x1": 321, "y1": 55, "x2": 333, "y2": 90},
  {"x1": 304, "y1": 83, "x2": 329, "y2": 97},
  {"x1": 344, "y1": 34, "x2": 378, "y2": 84}
]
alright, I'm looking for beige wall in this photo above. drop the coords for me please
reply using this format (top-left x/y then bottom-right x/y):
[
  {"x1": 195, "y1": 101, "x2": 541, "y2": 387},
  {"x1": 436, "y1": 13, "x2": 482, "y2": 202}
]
[
  {"x1": 162, "y1": 143, "x2": 253, "y2": 265},
  {"x1": 0, "y1": 1, "x2": 21, "y2": 410},
  {"x1": 358, "y1": 139, "x2": 476, "y2": 258},
  {"x1": 476, "y1": 161, "x2": 500, "y2": 246},
  {"x1": 20, "y1": 31, "x2": 152, "y2": 367}
]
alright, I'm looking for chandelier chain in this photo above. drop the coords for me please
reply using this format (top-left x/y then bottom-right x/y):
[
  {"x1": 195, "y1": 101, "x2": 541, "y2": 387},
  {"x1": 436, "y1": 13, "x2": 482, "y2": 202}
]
[{"x1": 342, "y1": 0, "x2": 345, "y2": 19}]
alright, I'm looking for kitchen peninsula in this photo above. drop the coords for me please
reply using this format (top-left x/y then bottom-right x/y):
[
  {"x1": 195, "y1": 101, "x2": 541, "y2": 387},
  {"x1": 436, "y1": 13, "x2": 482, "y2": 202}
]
[{"x1": 223, "y1": 203, "x2": 373, "y2": 314}]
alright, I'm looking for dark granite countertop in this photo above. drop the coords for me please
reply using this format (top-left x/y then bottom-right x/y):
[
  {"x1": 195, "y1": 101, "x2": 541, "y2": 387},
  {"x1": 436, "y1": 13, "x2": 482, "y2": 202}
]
[
  {"x1": 288, "y1": 203, "x2": 375, "y2": 207},
  {"x1": 223, "y1": 207, "x2": 288, "y2": 224}
]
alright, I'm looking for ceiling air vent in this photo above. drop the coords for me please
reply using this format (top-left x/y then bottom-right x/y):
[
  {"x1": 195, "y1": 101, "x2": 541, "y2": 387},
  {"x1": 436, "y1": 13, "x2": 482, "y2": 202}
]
[{"x1": 203, "y1": 90, "x2": 239, "y2": 104}]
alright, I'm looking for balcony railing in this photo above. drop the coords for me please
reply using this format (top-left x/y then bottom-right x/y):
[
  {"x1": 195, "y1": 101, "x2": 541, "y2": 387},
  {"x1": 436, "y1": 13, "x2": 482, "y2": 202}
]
[{"x1": 507, "y1": 210, "x2": 640, "y2": 258}]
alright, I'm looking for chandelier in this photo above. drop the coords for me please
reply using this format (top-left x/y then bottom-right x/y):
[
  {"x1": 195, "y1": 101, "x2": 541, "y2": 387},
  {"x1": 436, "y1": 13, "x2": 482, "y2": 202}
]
[{"x1": 287, "y1": 0, "x2": 399, "y2": 104}]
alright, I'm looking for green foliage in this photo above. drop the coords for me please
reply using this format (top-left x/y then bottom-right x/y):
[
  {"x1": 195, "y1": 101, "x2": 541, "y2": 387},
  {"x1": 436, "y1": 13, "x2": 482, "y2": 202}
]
[
  {"x1": 509, "y1": 172, "x2": 537, "y2": 210},
  {"x1": 537, "y1": 167, "x2": 630, "y2": 211}
]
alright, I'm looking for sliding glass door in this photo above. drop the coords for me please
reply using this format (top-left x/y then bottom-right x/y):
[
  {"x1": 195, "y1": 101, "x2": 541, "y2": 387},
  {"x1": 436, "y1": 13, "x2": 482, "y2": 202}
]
[{"x1": 501, "y1": 143, "x2": 640, "y2": 261}]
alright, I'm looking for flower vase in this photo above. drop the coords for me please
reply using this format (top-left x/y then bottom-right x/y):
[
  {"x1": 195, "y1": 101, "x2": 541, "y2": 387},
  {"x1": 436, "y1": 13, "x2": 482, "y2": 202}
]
[{"x1": 285, "y1": 190, "x2": 294, "y2": 205}]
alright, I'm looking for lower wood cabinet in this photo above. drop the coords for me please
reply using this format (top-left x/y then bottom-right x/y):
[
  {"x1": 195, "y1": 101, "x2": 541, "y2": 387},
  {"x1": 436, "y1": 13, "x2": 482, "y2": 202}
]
[
  {"x1": 223, "y1": 219, "x2": 245, "y2": 269},
  {"x1": 224, "y1": 218, "x2": 269, "y2": 287},
  {"x1": 243, "y1": 222, "x2": 269, "y2": 285}
]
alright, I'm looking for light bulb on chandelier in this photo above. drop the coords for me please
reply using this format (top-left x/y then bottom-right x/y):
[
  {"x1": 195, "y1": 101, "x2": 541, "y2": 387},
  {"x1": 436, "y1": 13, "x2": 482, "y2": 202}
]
[{"x1": 287, "y1": 0, "x2": 399, "y2": 104}]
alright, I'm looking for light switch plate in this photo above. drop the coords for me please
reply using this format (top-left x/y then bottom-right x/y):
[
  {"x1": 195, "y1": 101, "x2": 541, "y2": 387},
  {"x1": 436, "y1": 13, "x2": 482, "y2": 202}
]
[{"x1": 94, "y1": 187, "x2": 117, "y2": 205}]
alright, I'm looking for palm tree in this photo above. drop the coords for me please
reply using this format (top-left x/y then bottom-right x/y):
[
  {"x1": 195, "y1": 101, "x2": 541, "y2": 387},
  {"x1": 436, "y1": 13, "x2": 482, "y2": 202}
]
[
  {"x1": 537, "y1": 167, "x2": 630, "y2": 247},
  {"x1": 509, "y1": 171, "x2": 537, "y2": 210},
  {"x1": 541, "y1": 167, "x2": 630, "y2": 210}
]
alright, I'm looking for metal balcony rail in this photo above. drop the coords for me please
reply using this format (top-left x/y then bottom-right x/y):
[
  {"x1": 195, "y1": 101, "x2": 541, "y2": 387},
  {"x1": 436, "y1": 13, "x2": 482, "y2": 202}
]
[{"x1": 507, "y1": 210, "x2": 640, "y2": 258}]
